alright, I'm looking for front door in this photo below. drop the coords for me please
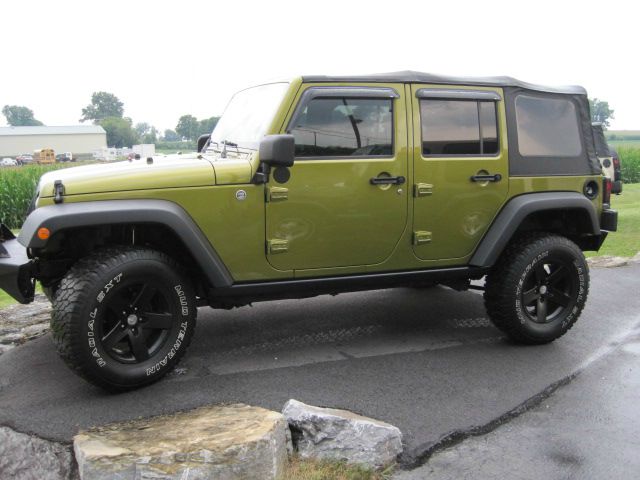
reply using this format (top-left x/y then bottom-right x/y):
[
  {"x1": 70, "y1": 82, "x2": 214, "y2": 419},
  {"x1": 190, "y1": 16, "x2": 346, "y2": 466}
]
[
  {"x1": 265, "y1": 84, "x2": 408, "y2": 273},
  {"x1": 410, "y1": 85, "x2": 509, "y2": 262}
]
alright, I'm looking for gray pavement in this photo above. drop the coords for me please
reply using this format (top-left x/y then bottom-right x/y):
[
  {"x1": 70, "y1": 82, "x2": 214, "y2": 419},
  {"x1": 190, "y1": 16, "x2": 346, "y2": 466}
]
[
  {"x1": 395, "y1": 329, "x2": 640, "y2": 479},
  {"x1": 0, "y1": 263, "x2": 638, "y2": 468}
]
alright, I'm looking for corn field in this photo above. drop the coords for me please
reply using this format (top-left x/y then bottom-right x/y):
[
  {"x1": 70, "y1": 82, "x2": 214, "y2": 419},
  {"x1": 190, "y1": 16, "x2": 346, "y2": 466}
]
[
  {"x1": 617, "y1": 146, "x2": 640, "y2": 184},
  {"x1": 0, "y1": 164, "x2": 68, "y2": 229}
]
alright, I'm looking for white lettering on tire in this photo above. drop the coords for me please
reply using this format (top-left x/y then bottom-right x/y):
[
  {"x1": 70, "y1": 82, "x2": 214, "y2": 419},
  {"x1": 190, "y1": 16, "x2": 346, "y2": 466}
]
[{"x1": 146, "y1": 321, "x2": 189, "y2": 376}]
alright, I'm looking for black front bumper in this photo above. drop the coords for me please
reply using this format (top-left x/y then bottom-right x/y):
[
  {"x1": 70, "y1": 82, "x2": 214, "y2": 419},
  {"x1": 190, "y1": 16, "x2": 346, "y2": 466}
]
[{"x1": 0, "y1": 226, "x2": 35, "y2": 304}]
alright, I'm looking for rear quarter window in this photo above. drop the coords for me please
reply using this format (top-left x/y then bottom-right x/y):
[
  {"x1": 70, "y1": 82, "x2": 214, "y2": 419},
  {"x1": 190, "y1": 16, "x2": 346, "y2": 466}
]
[{"x1": 515, "y1": 95, "x2": 582, "y2": 157}]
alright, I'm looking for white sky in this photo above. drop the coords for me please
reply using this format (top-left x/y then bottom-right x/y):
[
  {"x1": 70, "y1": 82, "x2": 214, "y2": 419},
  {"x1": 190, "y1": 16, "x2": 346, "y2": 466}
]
[{"x1": 1, "y1": 0, "x2": 638, "y2": 131}]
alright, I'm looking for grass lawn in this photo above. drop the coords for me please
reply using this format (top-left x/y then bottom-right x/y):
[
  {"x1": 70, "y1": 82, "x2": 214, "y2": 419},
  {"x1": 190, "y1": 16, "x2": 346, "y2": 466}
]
[
  {"x1": 0, "y1": 186, "x2": 638, "y2": 309},
  {"x1": 587, "y1": 183, "x2": 640, "y2": 257},
  {"x1": 282, "y1": 457, "x2": 391, "y2": 480}
]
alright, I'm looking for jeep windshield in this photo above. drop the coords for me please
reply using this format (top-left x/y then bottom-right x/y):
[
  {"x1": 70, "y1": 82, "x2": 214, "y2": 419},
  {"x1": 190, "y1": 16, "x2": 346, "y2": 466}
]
[{"x1": 208, "y1": 82, "x2": 290, "y2": 152}]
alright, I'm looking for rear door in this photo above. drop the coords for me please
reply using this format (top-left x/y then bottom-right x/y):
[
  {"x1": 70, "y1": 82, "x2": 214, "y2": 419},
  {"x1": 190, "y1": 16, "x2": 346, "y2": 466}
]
[
  {"x1": 410, "y1": 85, "x2": 509, "y2": 261},
  {"x1": 265, "y1": 84, "x2": 409, "y2": 272}
]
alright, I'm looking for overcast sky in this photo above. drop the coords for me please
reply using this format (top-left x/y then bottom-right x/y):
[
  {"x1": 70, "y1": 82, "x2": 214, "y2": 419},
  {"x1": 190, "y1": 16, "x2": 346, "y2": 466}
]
[{"x1": 1, "y1": 0, "x2": 637, "y2": 132}]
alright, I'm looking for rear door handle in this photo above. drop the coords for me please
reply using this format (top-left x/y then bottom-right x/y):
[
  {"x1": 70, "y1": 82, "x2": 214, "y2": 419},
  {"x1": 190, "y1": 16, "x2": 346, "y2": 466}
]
[
  {"x1": 470, "y1": 173, "x2": 502, "y2": 182},
  {"x1": 370, "y1": 176, "x2": 406, "y2": 185}
]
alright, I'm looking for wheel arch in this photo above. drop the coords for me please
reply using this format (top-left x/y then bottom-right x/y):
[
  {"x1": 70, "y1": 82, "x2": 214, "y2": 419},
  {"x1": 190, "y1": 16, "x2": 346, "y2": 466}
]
[
  {"x1": 470, "y1": 192, "x2": 601, "y2": 267},
  {"x1": 19, "y1": 200, "x2": 233, "y2": 290}
]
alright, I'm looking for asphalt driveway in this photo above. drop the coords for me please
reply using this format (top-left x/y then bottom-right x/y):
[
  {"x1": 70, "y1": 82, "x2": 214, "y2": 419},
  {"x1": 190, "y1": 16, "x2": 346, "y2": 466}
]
[{"x1": 0, "y1": 263, "x2": 638, "y2": 465}]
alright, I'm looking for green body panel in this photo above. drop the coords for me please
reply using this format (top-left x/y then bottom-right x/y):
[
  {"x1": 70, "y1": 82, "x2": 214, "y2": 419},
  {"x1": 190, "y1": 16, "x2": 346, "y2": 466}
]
[
  {"x1": 38, "y1": 155, "x2": 216, "y2": 197},
  {"x1": 208, "y1": 155, "x2": 254, "y2": 185},
  {"x1": 50, "y1": 186, "x2": 286, "y2": 282},
  {"x1": 410, "y1": 84, "x2": 510, "y2": 261},
  {"x1": 508, "y1": 175, "x2": 603, "y2": 214}
]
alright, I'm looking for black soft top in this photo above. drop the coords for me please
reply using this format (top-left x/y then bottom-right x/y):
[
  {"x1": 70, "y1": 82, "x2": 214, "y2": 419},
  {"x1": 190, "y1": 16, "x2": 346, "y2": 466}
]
[{"x1": 302, "y1": 71, "x2": 586, "y2": 95}]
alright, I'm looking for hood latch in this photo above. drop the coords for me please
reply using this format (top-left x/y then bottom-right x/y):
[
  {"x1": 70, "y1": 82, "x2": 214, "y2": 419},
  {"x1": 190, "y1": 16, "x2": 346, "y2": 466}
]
[{"x1": 53, "y1": 180, "x2": 65, "y2": 204}]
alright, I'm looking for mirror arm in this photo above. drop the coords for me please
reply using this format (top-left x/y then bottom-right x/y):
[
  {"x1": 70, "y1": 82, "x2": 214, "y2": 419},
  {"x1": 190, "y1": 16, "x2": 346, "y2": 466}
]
[{"x1": 252, "y1": 162, "x2": 271, "y2": 184}]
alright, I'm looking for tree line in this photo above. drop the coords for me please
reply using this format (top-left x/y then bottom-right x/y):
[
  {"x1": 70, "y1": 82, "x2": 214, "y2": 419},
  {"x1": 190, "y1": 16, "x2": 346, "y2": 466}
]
[{"x1": 2, "y1": 92, "x2": 219, "y2": 148}]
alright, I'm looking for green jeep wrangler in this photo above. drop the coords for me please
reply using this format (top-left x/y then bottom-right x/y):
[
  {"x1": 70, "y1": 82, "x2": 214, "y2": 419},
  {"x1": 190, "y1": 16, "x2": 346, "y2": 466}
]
[{"x1": 0, "y1": 71, "x2": 618, "y2": 390}]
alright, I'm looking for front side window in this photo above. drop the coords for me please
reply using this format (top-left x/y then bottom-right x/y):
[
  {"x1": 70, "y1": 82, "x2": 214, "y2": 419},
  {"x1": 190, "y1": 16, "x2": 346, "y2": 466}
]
[
  {"x1": 515, "y1": 95, "x2": 582, "y2": 157},
  {"x1": 421, "y1": 100, "x2": 499, "y2": 156},
  {"x1": 289, "y1": 97, "x2": 393, "y2": 157}
]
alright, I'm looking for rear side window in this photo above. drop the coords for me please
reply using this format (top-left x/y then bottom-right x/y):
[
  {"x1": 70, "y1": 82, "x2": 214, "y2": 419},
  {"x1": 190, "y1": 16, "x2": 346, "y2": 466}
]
[
  {"x1": 420, "y1": 100, "x2": 498, "y2": 156},
  {"x1": 515, "y1": 95, "x2": 582, "y2": 157},
  {"x1": 289, "y1": 97, "x2": 393, "y2": 157}
]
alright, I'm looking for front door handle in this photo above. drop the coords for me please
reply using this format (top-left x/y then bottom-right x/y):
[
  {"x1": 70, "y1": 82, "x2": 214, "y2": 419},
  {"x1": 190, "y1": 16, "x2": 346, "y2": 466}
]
[
  {"x1": 470, "y1": 173, "x2": 502, "y2": 182},
  {"x1": 370, "y1": 175, "x2": 406, "y2": 185}
]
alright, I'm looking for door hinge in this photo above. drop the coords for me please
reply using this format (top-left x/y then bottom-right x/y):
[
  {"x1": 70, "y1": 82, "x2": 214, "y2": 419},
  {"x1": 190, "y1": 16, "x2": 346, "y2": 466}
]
[
  {"x1": 414, "y1": 183, "x2": 433, "y2": 197},
  {"x1": 267, "y1": 239, "x2": 289, "y2": 254},
  {"x1": 266, "y1": 187, "x2": 288, "y2": 202},
  {"x1": 413, "y1": 231, "x2": 432, "y2": 245}
]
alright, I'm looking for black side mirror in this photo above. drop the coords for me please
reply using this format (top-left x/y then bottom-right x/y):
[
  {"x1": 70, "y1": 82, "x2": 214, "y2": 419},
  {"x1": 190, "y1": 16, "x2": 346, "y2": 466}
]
[
  {"x1": 259, "y1": 135, "x2": 295, "y2": 167},
  {"x1": 197, "y1": 134, "x2": 211, "y2": 153}
]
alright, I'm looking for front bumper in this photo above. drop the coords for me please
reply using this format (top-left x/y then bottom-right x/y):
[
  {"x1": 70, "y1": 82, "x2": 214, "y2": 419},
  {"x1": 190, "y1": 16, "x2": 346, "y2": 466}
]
[{"x1": 0, "y1": 225, "x2": 35, "y2": 304}]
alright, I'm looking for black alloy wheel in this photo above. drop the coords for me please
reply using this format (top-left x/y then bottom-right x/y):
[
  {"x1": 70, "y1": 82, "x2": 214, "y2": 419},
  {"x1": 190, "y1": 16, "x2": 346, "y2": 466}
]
[
  {"x1": 519, "y1": 258, "x2": 578, "y2": 324},
  {"x1": 484, "y1": 233, "x2": 589, "y2": 344},
  {"x1": 50, "y1": 247, "x2": 197, "y2": 390}
]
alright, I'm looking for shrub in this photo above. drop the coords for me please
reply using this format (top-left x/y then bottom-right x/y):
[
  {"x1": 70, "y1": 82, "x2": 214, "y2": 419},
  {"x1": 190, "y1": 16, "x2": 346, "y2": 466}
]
[{"x1": 155, "y1": 140, "x2": 196, "y2": 151}]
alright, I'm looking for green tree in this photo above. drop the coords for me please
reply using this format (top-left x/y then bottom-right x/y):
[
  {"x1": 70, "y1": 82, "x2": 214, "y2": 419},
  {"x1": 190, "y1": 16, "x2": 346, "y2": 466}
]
[
  {"x1": 134, "y1": 122, "x2": 157, "y2": 143},
  {"x1": 99, "y1": 117, "x2": 139, "y2": 148},
  {"x1": 142, "y1": 127, "x2": 158, "y2": 144},
  {"x1": 175, "y1": 115, "x2": 199, "y2": 140},
  {"x1": 163, "y1": 129, "x2": 180, "y2": 141},
  {"x1": 589, "y1": 98, "x2": 615, "y2": 129},
  {"x1": 198, "y1": 116, "x2": 220, "y2": 136},
  {"x1": 81, "y1": 92, "x2": 124, "y2": 123},
  {"x1": 2, "y1": 105, "x2": 44, "y2": 126},
  {"x1": 134, "y1": 122, "x2": 152, "y2": 137}
]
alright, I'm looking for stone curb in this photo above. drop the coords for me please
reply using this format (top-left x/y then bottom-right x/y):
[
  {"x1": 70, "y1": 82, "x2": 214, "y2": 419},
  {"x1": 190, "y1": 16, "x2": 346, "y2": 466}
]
[
  {"x1": 0, "y1": 426, "x2": 78, "y2": 480},
  {"x1": 587, "y1": 252, "x2": 640, "y2": 268}
]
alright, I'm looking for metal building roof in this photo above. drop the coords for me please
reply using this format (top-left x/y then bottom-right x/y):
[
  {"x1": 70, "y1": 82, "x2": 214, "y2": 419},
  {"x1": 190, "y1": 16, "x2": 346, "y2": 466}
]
[{"x1": 0, "y1": 125, "x2": 106, "y2": 136}]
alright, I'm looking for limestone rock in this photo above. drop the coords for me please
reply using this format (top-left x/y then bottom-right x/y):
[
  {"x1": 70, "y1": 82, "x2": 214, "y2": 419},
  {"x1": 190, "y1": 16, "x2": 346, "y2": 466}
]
[
  {"x1": 0, "y1": 426, "x2": 78, "y2": 480},
  {"x1": 73, "y1": 404, "x2": 288, "y2": 480},
  {"x1": 282, "y1": 399, "x2": 402, "y2": 468},
  {"x1": 0, "y1": 294, "x2": 51, "y2": 355},
  {"x1": 587, "y1": 255, "x2": 628, "y2": 268}
]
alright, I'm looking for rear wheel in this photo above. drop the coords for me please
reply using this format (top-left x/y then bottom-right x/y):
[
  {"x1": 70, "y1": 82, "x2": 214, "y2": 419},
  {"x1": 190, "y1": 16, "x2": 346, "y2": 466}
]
[
  {"x1": 50, "y1": 247, "x2": 197, "y2": 390},
  {"x1": 484, "y1": 233, "x2": 589, "y2": 344}
]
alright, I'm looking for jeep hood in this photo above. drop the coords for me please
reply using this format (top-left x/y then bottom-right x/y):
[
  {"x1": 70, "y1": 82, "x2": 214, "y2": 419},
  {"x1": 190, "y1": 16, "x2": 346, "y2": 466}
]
[{"x1": 38, "y1": 153, "x2": 253, "y2": 198}]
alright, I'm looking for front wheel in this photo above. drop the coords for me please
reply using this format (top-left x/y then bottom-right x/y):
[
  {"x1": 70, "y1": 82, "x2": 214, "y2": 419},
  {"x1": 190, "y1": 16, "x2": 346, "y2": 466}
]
[
  {"x1": 484, "y1": 233, "x2": 589, "y2": 344},
  {"x1": 50, "y1": 247, "x2": 197, "y2": 390}
]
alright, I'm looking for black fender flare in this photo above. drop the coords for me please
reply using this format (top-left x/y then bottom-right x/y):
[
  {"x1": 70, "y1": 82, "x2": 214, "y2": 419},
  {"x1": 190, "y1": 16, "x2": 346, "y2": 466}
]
[
  {"x1": 18, "y1": 199, "x2": 233, "y2": 287},
  {"x1": 469, "y1": 192, "x2": 599, "y2": 267}
]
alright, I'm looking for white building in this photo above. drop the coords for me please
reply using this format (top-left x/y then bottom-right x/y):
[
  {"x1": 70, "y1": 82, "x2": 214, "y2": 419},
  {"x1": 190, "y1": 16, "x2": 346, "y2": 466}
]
[{"x1": 0, "y1": 125, "x2": 107, "y2": 159}]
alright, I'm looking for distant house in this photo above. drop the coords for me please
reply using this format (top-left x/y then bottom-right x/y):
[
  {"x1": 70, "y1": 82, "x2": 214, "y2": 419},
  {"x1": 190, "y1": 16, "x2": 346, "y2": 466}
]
[{"x1": 0, "y1": 125, "x2": 107, "y2": 159}]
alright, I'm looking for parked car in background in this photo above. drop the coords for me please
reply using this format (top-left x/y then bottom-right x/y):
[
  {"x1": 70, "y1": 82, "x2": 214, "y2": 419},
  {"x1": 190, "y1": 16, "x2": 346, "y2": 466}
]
[
  {"x1": 55, "y1": 152, "x2": 74, "y2": 162},
  {"x1": 16, "y1": 154, "x2": 34, "y2": 165},
  {"x1": 1, "y1": 157, "x2": 18, "y2": 167},
  {"x1": 609, "y1": 147, "x2": 623, "y2": 194},
  {"x1": 592, "y1": 123, "x2": 614, "y2": 176}
]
